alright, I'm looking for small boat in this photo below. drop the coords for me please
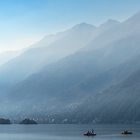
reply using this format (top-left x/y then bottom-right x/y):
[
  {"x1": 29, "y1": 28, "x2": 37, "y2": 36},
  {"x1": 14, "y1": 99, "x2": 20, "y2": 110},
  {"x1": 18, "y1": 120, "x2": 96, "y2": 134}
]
[
  {"x1": 121, "y1": 130, "x2": 133, "y2": 135},
  {"x1": 83, "y1": 130, "x2": 96, "y2": 136}
]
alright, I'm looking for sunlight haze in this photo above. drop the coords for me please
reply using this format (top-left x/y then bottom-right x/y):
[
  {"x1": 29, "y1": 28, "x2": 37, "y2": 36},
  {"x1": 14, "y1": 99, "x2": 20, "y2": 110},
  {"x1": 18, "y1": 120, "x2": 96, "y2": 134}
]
[{"x1": 0, "y1": 0, "x2": 140, "y2": 52}]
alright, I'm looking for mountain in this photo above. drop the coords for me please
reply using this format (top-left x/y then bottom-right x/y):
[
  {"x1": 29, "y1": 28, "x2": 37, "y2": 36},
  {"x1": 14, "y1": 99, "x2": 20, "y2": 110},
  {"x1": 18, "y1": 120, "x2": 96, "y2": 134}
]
[
  {"x1": 83, "y1": 12, "x2": 140, "y2": 52},
  {"x1": 1, "y1": 12, "x2": 140, "y2": 123},
  {"x1": 91, "y1": 19, "x2": 120, "y2": 39},
  {"x1": 5, "y1": 39, "x2": 140, "y2": 115},
  {"x1": 62, "y1": 54, "x2": 140, "y2": 99},
  {"x1": 99, "y1": 19, "x2": 120, "y2": 29},
  {"x1": 0, "y1": 23, "x2": 96, "y2": 86},
  {"x1": 4, "y1": 15, "x2": 140, "y2": 117},
  {"x1": 0, "y1": 20, "x2": 120, "y2": 89},
  {"x1": 72, "y1": 64, "x2": 140, "y2": 124}
]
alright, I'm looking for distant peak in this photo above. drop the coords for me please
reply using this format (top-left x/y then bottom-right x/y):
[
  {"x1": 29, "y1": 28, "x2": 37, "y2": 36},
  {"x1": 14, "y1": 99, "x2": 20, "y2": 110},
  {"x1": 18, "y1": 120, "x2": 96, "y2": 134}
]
[
  {"x1": 72, "y1": 23, "x2": 96, "y2": 30},
  {"x1": 106, "y1": 19, "x2": 120, "y2": 24},
  {"x1": 124, "y1": 11, "x2": 140, "y2": 23},
  {"x1": 77, "y1": 22, "x2": 93, "y2": 26},
  {"x1": 102, "y1": 19, "x2": 120, "y2": 25},
  {"x1": 99, "y1": 19, "x2": 120, "y2": 29}
]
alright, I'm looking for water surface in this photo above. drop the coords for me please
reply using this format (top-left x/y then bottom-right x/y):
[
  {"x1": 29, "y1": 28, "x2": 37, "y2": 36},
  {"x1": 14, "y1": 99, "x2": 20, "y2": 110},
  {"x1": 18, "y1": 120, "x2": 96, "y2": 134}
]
[{"x1": 0, "y1": 124, "x2": 139, "y2": 140}]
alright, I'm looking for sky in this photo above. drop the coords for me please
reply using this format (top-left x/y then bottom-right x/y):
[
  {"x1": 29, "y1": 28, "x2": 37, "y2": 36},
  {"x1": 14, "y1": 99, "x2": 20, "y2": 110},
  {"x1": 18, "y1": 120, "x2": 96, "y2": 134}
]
[{"x1": 0, "y1": 0, "x2": 140, "y2": 52}]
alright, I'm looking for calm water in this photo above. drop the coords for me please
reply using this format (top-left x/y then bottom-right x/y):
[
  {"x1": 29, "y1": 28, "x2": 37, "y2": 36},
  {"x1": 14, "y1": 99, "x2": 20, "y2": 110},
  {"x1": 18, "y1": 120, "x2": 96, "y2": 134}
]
[{"x1": 0, "y1": 124, "x2": 139, "y2": 140}]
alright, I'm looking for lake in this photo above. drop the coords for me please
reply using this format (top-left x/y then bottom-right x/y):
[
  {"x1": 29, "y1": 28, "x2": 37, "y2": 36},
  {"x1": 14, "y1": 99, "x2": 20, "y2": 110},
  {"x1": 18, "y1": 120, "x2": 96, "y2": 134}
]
[{"x1": 0, "y1": 124, "x2": 139, "y2": 140}]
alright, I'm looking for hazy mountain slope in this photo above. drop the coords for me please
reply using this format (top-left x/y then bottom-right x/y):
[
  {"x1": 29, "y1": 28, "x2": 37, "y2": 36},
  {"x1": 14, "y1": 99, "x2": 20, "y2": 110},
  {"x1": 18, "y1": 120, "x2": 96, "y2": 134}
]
[
  {"x1": 73, "y1": 66, "x2": 140, "y2": 124},
  {"x1": 0, "y1": 51, "x2": 21, "y2": 66},
  {"x1": 64, "y1": 54, "x2": 140, "y2": 99},
  {"x1": 14, "y1": 64, "x2": 140, "y2": 123},
  {"x1": 90, "y1": 19, "x2": 120, "y2": 39},
  {"x1": 0, "y1": 20, "x2": 120, "y2": 88},
  {"x1": 83, "y1": 12, "x2": 140, "y2": 51},
  {"x1": 1, "y1": 12, "x2": 140, "y2": 121},
  {"x1": 0, "y1": 23, "x2": 96, "y2": 86},
  {"x1": 4, "y1": 29, "x2": 140, "y2": 115},
  {"x1": 65, "y1": 12, "x2": 140, "y2": 123}
]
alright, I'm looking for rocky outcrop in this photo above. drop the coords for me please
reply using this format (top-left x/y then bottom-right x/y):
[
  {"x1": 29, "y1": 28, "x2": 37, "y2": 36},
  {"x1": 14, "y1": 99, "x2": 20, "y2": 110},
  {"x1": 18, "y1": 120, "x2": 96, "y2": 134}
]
[
  {"x1": 0, "y1": 118, "x2": 11, "y2": 124},
  {"x1": 20, "y1": 118, "x2": 37, "y2": 124}
]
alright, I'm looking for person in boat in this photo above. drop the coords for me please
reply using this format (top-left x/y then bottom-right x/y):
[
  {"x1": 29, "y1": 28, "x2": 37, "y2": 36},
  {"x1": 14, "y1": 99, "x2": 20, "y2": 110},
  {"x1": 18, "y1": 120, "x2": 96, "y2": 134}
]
[
  {"x1": 91, "y1": 129, "x2": 94, "y2": 134},
  {"x1": 87, "y1": 131, "x2": 90, "y2": 135}
]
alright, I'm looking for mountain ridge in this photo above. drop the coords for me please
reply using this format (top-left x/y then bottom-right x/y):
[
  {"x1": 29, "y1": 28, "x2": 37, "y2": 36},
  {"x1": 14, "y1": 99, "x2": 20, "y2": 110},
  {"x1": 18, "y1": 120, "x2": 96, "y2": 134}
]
[{"x1": 0, "y1": 11, "x2": 140, "y2": 123}]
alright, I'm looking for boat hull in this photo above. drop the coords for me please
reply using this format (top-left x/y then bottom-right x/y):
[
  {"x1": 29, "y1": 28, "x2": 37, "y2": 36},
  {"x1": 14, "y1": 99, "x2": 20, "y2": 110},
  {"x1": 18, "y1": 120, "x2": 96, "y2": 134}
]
[
  {"x1": 84, "y1": 133, "x2": 96, "y2": 136},
  {"x1": 122, "y1": 132, "x2": 133, "y2": 135}
]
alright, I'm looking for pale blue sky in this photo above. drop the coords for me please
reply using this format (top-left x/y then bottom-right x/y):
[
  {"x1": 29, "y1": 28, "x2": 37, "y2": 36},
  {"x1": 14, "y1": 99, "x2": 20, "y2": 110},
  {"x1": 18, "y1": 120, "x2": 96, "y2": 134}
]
[{"x1": 0, "y1": 0, "x2": 140, "y2": 52}]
